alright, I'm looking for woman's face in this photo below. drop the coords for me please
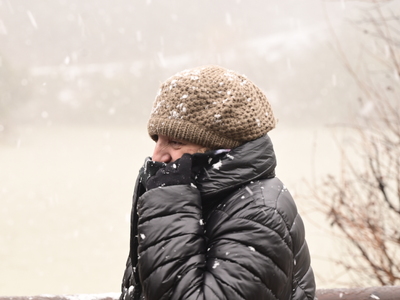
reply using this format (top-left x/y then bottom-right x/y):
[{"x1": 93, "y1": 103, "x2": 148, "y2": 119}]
[{"x1": 152, "y1": 135, "x2": 204, "y2": 163}]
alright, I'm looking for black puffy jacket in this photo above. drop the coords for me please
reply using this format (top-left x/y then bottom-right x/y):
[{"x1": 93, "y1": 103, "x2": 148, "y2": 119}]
[{"x1": 120, "y1": 135, "x2": 315, "y2": 300}]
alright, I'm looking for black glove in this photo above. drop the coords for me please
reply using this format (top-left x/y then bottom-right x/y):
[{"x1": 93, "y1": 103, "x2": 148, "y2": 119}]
[
  {"x1": 140, "y1": 157, "x2": 166, "y2": 184},
  {"x1": 146, "y1": 154, "x2": 193, "y2": 191}
]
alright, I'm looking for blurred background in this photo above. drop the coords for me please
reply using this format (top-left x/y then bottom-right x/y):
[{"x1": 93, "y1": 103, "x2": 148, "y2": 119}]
[{"x1": 1, "y1": 0, "x2": 397, "y2": 296}]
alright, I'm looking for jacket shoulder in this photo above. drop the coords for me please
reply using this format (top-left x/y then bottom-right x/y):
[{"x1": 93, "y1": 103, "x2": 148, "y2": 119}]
[
  {"x1": 235, "y1": 177, "x2": 316, "y2": 300},
  {"x1": 258, "y1": 177, "x2": 298, "y2": 228},
  {"x1": 257, "y1": 177, "x2": 316, "y2": 300},
  {"x1": 209, "y1": 177, "x2": 298, "y2": 236}
]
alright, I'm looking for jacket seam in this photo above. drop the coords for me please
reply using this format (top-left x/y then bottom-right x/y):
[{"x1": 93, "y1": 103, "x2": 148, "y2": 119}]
[
  {"x1": 292, "y1": 241, "x2": 310, "y2": 299},
  {"x1": 202, "y1": 282, "x2": 223, "y2": 300},
  {"x1": 209, "y1": 234, "x2": 290, "y2": 279},
  {"x1": 210, "y1": 273, "x2": 248, "y2": 300},
  {"x1": 294, "y1": 239, "x2": 306, "y2": 263},
  {"x1": 221, "y1": 215, "x2": 292, "y2": 254},
  {"x1": 140, "y1": 251, "x2": 204, "y2": 283},
  {"x1": 139, "y1": 232, "x2": 203, "y2": 255},
  {"x1": 292, "y1": 268, "x2": 312, "y2": 300},
  {"x1": 209, "y1": 255, "x2": 282, "y2": 299},
  {"x1": 254, "y1": 181, "x2": 291, "y2": 246},
  {"x1": 275, "y1": 187, "x2": 293, "y2": 232}
]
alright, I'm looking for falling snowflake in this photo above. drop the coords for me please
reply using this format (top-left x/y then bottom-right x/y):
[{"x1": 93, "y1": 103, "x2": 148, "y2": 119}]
[
  {"x1": 169, "y1": 79, "x2": 178, "y2": 90},
  {"x1": 170, "y1": 110, "x2": 180, "y2": 119},
  {"x1": 176, "y1": 103, "x2": 187, "y2": 113},
  {"x1": 212, "y1": 160, "x2": 222, "y2": 170},
  {"x1": 152, "y1": 100, "x2": 164, "y2": 114},
  {"x1": 128, "y1": 285, "x2": 134, "y2": 294},
  {"x1": 245, "y1": 186, "x2": 254, "y2": 195},
  {"x1": 212, "y1": 261, "x2": 220, "y2": 269}
]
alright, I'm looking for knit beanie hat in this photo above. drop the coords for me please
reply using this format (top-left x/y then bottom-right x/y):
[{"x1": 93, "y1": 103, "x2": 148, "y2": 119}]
[{"x1": 147, "y1": 65, "x2": 276, "y2": 149}]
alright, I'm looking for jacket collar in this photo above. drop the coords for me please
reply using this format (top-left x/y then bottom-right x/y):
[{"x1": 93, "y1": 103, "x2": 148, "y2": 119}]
[{"x1": 194, "y1": 134, "x2": 277, "y2": 199}]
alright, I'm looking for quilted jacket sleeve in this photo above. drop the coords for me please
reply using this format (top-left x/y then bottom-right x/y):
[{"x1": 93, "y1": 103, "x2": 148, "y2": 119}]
[{"x1": 136, "y1": 183, "x2": 294, "y2": 300}]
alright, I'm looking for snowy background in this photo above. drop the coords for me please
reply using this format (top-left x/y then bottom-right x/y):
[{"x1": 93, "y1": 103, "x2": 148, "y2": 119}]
[{"x1": 1, "y1": 0, "x2": 395, "y2": 296}]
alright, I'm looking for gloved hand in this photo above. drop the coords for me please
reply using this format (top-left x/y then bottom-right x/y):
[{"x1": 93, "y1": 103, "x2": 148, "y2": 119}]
[
  {"x1": 146, "y1": 154, "x2": 193, "y2": 191},
  {"x1": 137, "y1": 157, "x2": 166, "y2": 188}
]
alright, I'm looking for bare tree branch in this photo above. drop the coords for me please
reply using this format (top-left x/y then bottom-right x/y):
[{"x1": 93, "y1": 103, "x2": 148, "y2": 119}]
[{"x1": 309, "y1": 0, "x2": 400, "y2": 287}]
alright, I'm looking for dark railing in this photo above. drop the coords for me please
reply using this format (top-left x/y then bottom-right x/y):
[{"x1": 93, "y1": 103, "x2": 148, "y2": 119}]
[{"x1": 1, "y1": 286, "x2": 400, "y2": 300}]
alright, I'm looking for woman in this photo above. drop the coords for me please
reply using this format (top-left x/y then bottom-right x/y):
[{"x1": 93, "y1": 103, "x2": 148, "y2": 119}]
[{"x1": 120, "y1": 65, "x2": 316, "y2": 300}]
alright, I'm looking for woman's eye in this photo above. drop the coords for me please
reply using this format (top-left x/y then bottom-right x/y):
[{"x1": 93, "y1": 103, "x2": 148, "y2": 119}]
[{"x1": 170, "y1": 140, "x2": 183, "y2": 146}]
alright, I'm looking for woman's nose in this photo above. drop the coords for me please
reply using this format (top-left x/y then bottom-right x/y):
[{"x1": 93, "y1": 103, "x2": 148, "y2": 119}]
[{"x1": 152, "y1": 142, "x2": 172, "y2": 163}]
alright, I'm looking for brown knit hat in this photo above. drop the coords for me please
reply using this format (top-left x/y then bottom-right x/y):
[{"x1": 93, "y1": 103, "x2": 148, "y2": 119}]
[{"x1": 147, "y1": 65, "x2": 276, "y2": 149}]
